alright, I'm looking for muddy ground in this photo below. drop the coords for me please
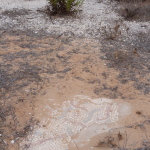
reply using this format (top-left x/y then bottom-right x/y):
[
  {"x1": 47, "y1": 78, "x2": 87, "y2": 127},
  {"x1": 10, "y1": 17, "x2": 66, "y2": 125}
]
[{"x1": 0, "y1": 0, "x2": 150, "y2": 150}]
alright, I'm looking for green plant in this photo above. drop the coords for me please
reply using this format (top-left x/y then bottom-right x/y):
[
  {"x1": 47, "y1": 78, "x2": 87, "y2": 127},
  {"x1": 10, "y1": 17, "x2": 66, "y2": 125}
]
[{"x1": 47, "y1": 0, "x2": 84, "y2": 15}]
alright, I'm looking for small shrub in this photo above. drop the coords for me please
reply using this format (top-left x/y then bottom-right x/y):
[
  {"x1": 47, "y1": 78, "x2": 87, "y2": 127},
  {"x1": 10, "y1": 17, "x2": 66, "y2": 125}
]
[
  {"x1": 102, "y1": 23, "x2": 121, "y2": 40},
  {"x1": 122, "y1": 6, "x2": 140, "y2": 20},
  {"x1": 121, "y1": 3, "x2": 150, "y2": 21},
  {"x1": 47, "y1": 0, "x2": 84, "y2": 15},
  {"x1": 114, "y1": 0, "x2": 150, "y2": 21}
]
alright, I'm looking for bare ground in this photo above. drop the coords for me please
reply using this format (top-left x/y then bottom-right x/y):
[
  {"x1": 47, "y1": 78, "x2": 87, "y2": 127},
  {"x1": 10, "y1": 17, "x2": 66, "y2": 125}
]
[
  {"x1": 0, "y1": 28, "x2": 150, "y2": 149},
  {"x1": 0, "y1": 0, "x2": 150, "y2": 149}
]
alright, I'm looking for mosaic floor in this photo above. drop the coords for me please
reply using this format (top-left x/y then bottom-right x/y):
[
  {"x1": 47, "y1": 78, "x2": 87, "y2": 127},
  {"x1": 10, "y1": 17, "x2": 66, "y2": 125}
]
[{"x1": 22, "y1": 95, "x2": 120, "y2": 150}]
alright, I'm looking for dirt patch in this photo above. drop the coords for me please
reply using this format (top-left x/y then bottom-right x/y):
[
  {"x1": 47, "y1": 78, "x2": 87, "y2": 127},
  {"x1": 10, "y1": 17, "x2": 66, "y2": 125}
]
[
  {"x1": 0, "y1": 29, "x2": 150, "y2": 149},
  {"x1": 0, "y1": 0, "x2": 150, "y2": 149}
]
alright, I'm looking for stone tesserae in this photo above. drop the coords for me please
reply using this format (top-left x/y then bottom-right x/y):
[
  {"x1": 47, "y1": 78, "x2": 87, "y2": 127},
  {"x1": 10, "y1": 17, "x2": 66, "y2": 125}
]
[{"x1": 22, "y1": 95, "x2": 130, "y2": 150}]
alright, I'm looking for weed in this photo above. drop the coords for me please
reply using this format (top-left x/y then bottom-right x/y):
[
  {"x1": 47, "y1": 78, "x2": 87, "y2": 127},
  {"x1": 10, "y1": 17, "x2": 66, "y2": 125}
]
[
  {"x1": 117, "y1": 132, "x2": 123, "y2": 141},
  {"x1": 47, "y1": 0, "x2": 84, "y2": 15},
  {"x1": 114, "y1": 0, "x2": 150, "y2": 21},
  {"x1": 95, "y1": 136, "x2": 117, "y2": 148},
  {"x1": 102, "y1": 23, "x2": 121, "y2": 40},
  {"x1": 122, "y1": 6, "x2": 140, "y2": 20}
]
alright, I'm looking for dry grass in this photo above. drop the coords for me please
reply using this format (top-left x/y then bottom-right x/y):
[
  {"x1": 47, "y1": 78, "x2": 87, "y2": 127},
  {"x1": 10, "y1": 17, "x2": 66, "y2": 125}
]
[
  {"x1": 95, "y1": 118, "x2": 150, "y2": 150},
  {"x1": 114, "y1": 0, "x2": 150, "y2": 21},
  {"x1": 102, "y1": 23, "x2": 122, "y2": 40},
  {"x1": 95, "y1": 103, "x2": 150, "y2": 150},
  {"x1": 105, "y1": 49, "x2": 134, "y2": 69}
]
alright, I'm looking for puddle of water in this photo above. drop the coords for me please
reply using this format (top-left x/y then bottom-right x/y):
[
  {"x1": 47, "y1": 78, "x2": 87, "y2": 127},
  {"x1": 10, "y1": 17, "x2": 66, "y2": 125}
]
[{"x1": 21, "y1": 95, "x2": 131, "y2": 150}]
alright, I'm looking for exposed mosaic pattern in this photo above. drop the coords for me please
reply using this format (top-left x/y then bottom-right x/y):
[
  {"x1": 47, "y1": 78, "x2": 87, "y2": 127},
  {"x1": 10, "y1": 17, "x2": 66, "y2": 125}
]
[{"x1": 22, "y1": 95, "x2": 119, "y2": 150}]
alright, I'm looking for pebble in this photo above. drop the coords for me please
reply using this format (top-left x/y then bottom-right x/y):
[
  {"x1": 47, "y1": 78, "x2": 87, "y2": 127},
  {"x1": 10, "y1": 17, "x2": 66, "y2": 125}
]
[
  {"x1": 57, "y1": 51, "x2": 68, "y2": 58},
  {"x1": 10, "y1": 140, "x2": 15, "y2": 144}
]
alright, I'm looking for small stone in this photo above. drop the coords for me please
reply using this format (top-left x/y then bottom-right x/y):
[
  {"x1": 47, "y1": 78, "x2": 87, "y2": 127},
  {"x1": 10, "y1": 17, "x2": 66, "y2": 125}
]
[
  {"x1": 10, "y1": 140, "x2": 15, "y2": 144},
  {"x1": 57, "y1": 51, "x2": 68, "y2": 58}
]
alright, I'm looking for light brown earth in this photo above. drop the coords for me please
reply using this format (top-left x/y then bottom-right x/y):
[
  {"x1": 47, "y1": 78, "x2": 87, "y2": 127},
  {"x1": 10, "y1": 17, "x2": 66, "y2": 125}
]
[{"x1": 0, "y1": 31, "x2": 150, "y2": 150}]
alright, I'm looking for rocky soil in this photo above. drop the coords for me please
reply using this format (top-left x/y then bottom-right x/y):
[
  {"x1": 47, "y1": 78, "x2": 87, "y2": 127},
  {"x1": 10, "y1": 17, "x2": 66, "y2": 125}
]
[{"x1": 0, "y1": 0, "x2": 150, "y2": 150}]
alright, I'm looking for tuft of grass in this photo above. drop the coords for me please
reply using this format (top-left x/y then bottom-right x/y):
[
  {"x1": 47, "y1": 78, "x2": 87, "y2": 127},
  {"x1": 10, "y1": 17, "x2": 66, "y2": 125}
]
[{"x1": 47, "y1": 0, "x2": 84, "y2": 15}]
